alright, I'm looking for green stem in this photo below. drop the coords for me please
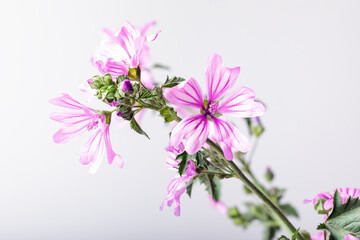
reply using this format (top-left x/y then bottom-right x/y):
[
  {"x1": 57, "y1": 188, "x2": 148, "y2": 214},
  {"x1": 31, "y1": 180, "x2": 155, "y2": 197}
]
[
  {"x1": 206, "y1": 139, "x2": 304, "y2": 240},
  {"x1": 144, "y1": 102, "x2": 303, "y2": 239}
]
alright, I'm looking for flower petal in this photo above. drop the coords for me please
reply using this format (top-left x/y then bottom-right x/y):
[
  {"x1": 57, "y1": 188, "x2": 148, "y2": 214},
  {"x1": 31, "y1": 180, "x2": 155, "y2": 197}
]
[
  {"x1": 205, "y1": 54, "x2": 240, "y2": 102},
  {"x1": 53, "y1": 122, "x2": 89, "y2": 143},
  {"x1": 164, "y1": 77, "x2": 204, "y2": 109},
  {"x1": 79, "y1": 128, "x2": 105, "y2": 174},
  {"x1": 171, "y1": 115, "x2": 209, "y2": 154},
  {"x1": 218, "y1": 87, "x2": 266, "y2": 117},
  {"x1": 103, "y1": 125, "x2": 124, "y2": 168},
  {"x1": 211, "y1": 117, "x2": 250, "y2": 159},
  {"x1": 140, "y1": 69, "x2": 155, "y2": 89},
  {"x1": 49, "y1": 93, "x2": 93, "y2": 111},
  {"x1": 94, "y1": 59, "x2": 128, "y2": 78}
]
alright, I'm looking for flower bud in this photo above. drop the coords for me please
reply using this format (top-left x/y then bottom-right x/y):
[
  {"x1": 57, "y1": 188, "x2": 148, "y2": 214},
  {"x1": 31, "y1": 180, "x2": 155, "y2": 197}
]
[
  {"x1": 265, "y1": 167, "x2": 274, "y2": 182},
  {"x1": 228, "y1": 207, "x2": 240, "y2": 218},
  {"x1": 121, "y1": 80, "x2": 133, "y2": 93},
  {"x1": 314, "y1": 198, "x2": 331, "y2": 215},
  {"x1": 251, "y1": 117, "x2": 264, "y2": 137},
  {"x1": 101, "y1": 73, "x2": 113, "y2": 85}
]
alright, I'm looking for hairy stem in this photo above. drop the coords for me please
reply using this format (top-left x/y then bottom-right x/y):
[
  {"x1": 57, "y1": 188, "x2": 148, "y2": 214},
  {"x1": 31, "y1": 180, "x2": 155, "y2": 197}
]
[{"x1": 205, "y1": 139, "x2": 304, "y2": 240}]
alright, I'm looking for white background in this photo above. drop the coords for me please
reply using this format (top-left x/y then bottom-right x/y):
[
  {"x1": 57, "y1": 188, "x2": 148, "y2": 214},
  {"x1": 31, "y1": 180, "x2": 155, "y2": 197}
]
[{"x1": 1, "y1": 0, "x2": 360, "y2": 239}]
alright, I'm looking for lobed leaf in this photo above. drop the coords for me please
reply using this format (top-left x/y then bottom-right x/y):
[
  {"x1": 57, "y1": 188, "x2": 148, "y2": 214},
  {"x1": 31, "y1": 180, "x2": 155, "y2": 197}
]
[
  {"x1": 317, "y1": 190, "x2": 360, "y2": 239},
  {"x1": 129, "y1": 118, "x2": 150, "y2": 139}
]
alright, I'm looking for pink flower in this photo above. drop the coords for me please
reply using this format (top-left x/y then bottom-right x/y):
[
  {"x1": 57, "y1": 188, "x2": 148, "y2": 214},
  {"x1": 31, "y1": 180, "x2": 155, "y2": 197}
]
[
  {"x1": 208, "y1": 195, "x2": 227, "y2": 216},
  {"x1": 345, "y1": 235, "x2": 359, "y2": 240},
  {"x1": 311, "y1": 232, "x2": 325, "y2": 240},
  {"x1": 92, "y1": 21, "x2": 159, "y2": 89},
  {"x1": 164, "y1": 54, "x2": 265, "y2": 160},
  {"x1": 50, "y1": 93, "x2": 123, "y2": 173},
  {"x1": 160, "y1": 160, "x2": 197, "y2": 216},
  {"x1": 164, "y1": 142, "x2": 185, "y2": 170},
  {"x1": 304, "y1": 188, "x2": 360, "y2": 211}
]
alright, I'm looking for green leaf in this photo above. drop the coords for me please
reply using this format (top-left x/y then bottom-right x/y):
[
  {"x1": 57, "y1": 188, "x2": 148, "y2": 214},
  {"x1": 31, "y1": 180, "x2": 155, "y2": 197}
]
[
  {"x1": 152, "y1": 63, "x2": 170, "y2": 70},
  {"x1": 138, "y1": 89, "x2": 157, "y2": 99},
  {"x1": 162, "y1": 76, "x2": 185, "y2": 88},
  {"x1": 198, "y1": 173, "x2": 220, "y2": 201},
  {"x1": 277, "y1": 236, "x2": 290, "y2": 240},
  {"x1": 264, "y1": 226, "x2": 280, "y2": 240},
  {"x1": 195, "y1": 152, "x2": 208, "y2": 169},
  {"x1": 176, "y1": 151, "x2": 190, "y2": 176},
  {"x1": 279, "y1": 203, "x2": 299, "y2": 218},
  {"x1": 186, "y1": 179, "x2": 196, "y2": 198},
  {"x1": 291, "y1": 228, "x2": 300, "y2": 240},
  {"x1": 317, "y1": 190, "x2": 360, "y2": 239},
  {"x1": 129, "y1": 118, "x2": 149, "y2": 139}
]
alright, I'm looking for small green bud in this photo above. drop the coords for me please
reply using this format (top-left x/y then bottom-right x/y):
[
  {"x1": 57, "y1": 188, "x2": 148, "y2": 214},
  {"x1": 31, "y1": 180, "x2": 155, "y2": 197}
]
[
  {"x1": 89, "y1": 80, "x2": 102, "y2": 89},
  {"x1": 265, "y1": 167, "x2": 274, "y2": 182},
  {"x1": 102, "y1": 73, "x2": 113, "y2": 85},
  {"x1": 114, "y1": 90, "x2": 121, "y2": 100},
  {"x1": 160, "y1": 107, "x2": 177, "y2": 123},
  {"x1": 314, "y1": 198, "x2": 330, "y2": 215},
  {"x1": 106, "y1": 92, "x2": 114, "y2": 100},
  {"x1": 228, "y1": 207, "x2": 240, "y2": 218},
  {"x1": 107, "y1": 85, "x2": 116, "y2": 93},
  {"x1": 233, "y1": 217, "x2": 245, "y2": 225},
  {"x1": 91, "y1": 75, "x2": 101, "y2": 82},
  {"x1": 299, "y1": 230, "x2": 311, "y2": 240}
]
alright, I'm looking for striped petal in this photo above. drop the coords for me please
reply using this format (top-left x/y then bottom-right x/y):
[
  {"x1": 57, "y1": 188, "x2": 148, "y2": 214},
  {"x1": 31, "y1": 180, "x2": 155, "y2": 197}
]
[
  {"x1": 205, "y1": 54, "x2": 240, "y2": 102},
  {"x1": 164, "y1": 77, "x2": 204, "y2": 109},
  {"x1": 211, "y1": 117, "x2": 250, "y2": 159},
  {"x1": 49, "y1": 93, "x2": 94, "y2": 111},
  {"x1": 170, "y1": 114, "x2": 209, "y2": 155},
  {"x1": 103, "y1": 125, "x2": 123, "y2": 168},
  {"x1": 218, "y1": 86, "x2": 266, "y2": 118}
]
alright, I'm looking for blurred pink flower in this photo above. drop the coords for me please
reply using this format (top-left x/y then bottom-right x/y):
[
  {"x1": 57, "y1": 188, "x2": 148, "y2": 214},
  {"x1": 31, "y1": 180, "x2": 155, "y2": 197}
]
[
  {"x1": 160, "y1": 160, "x2": 197, "y2": 216},
  {"x1": 345, "y1": 235, "x2": 359, "y2": 240},
  {"x1": 208, "y1": 195, "x2": 227, "y2": 216},
  {"x1": 50, "y1": 93, "x2": 123, "y2": 173},
  {"x1": 164, "y1": 54, "x2": 265, "y2": 159},
  {"x1": 93, "y1": 21, "x2": 159, "y2": 89},
  {"x1": 311, "y1": 232, "x2": 324, "y2": 240},
  {"x1": 304, "y1": 188, "x2": 360, "y2": 211}
]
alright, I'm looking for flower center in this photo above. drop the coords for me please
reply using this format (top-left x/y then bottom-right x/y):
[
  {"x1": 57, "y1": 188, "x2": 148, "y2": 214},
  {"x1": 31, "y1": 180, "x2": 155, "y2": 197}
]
[
  {"x1": 87, "y1": 119, "x2": 99, "y2": 131},
  {"x1": 201, "y1": 99, "x2": 219, "y2": 116}
]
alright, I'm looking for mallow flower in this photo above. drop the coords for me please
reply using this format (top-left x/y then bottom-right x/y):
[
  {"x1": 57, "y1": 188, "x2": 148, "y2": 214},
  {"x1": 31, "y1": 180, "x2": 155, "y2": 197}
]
[
  {"x1": 164, "y1": 54, "x2": 265, "y2": 160},
  {"x1": 50, "y1": 93, "x2": 123, "y2": 174},
  {"x1": 304, "y1": 188, "x2": 360, "y2": 211},
  {"x1": 92, "y1": 21, "x2": 160, "y2": 89},
  {"x1": 160, "y1": 158, "x2": 197, "y2": 216}
]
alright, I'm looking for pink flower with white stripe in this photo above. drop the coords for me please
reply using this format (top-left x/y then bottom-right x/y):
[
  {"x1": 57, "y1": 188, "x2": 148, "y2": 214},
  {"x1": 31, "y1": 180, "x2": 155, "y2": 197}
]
[
  {"x1": 164, "y1": 54, "x2": 265, "y2": 160},
  {"x1": 50, "y1": 93, "x2": 123, "y2": 174},
  {"x1": 160, "y1": 160, "x2": 197, "y2": 216},
  {"x1": 93, "y1": 21, "x2": 160, "y2": 89},
  {"x1": 304, "y1": 188, "x2": 360, "y2": 211}
]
